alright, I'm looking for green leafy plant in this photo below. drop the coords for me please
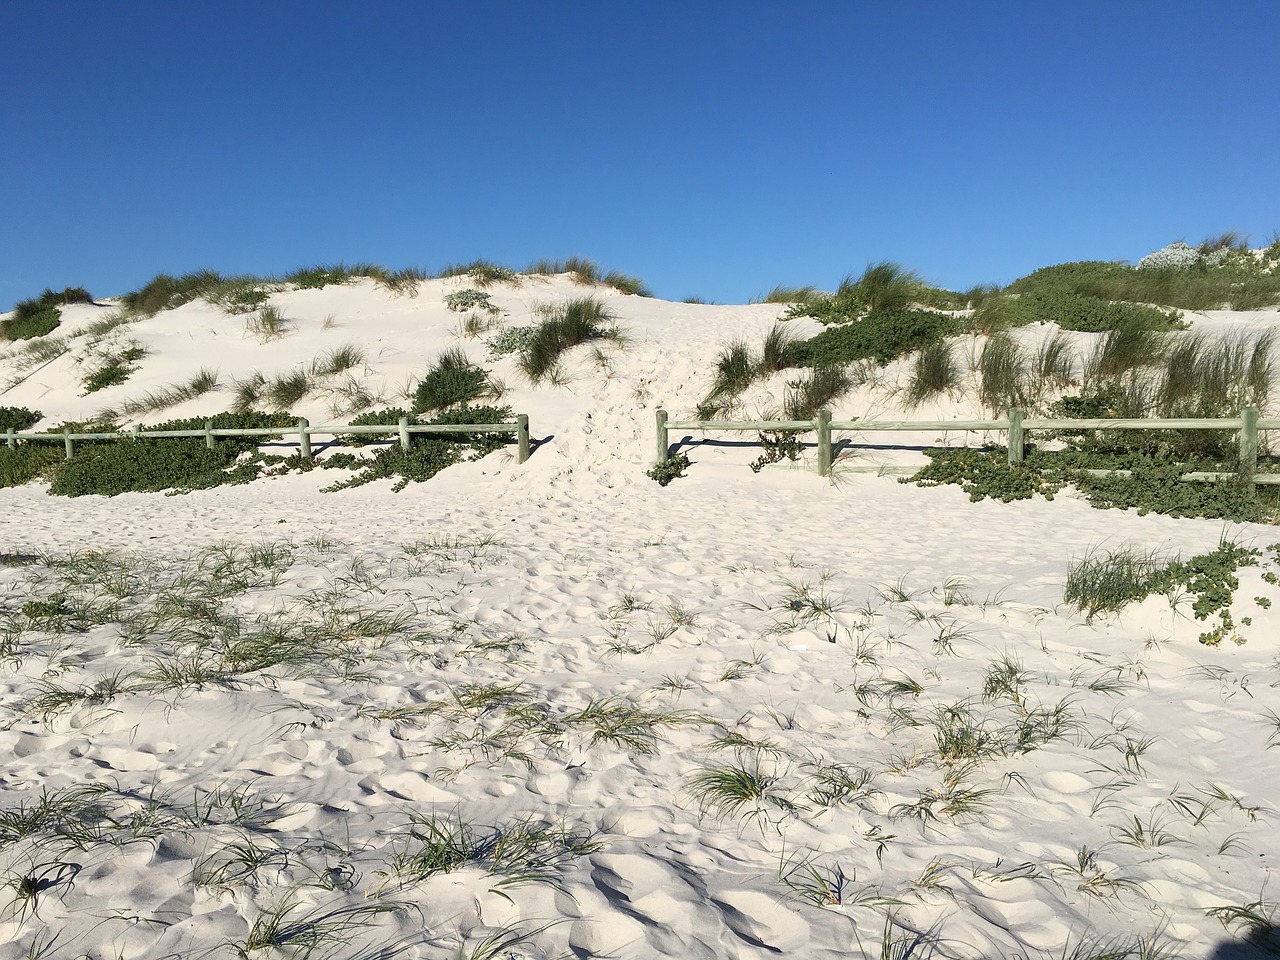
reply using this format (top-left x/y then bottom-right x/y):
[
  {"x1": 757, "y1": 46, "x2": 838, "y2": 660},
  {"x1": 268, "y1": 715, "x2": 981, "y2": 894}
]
[
  {"x1": 793, "y1": 308, "x2": 965, "y2": 367},
  {"x1": 647, "y1": 452, "x2": 690, "y2": 486},
  {"x1": 444, "y1": 289, "x2": 498, "y2": 313},
  {"x1": 3, "y1": 287, "x2": 93, "y2": 341},
  {"x1": 412, "y1": 347, "x2": 495, "y2": 413},
  {"x1": 0, "y1": 407, "x2": 41, "y2": 433},
  {"x1": 82, "y1": 342, "x2": 148, "y2": 394}
]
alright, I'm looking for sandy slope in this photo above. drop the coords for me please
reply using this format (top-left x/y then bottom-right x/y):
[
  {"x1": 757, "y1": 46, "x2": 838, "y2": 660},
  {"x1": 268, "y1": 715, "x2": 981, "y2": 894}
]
[{"x1": 1, "y1": 279, "x2": 1278, "y2": 959}]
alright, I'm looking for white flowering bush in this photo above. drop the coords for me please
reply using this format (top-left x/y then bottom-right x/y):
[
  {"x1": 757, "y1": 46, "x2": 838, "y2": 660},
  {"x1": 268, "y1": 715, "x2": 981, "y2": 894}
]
[{"x1": 1138, "y1": 242, "x2": 1202, "y2": 271}]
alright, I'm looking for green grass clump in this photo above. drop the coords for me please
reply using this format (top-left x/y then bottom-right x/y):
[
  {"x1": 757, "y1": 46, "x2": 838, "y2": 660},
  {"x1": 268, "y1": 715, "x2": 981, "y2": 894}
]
[
  {"x1": 321, "y1": 405, "x2": 514, "y2": 492},
  {"x1": 785, "y1": 261, "x2": 925, "y2": 324},
  {"x1": 0, "y1": 407, "x2": 42, "y2": 433},
  {"x1": 122, "y1": 270, "x2": 222, "y2": 317},
  {"x1": 413, "y1": 347, "x2": 494, "y2": 413},
  {"x1": 265, "y1": 369, "x2": 311, "y2": 410},
  {"x1": 1063, "y1": 547, "x2": 1168, "y2": 621},
  {"x1": 783, "y1": 365, "x2": 855, "y2": 420},
  {"x1": 245, "y1": 305, "x2": 290, "y2": 341},
  {"x1": 752, "y1": 285, "x2": 819, "y2": 304},
  {"x1": 108, "y1": 369, "x2": 220, "y2": 420},
  {"x1": 525, "y1": 257, "x2": 650, "y2": 295},
  {"x1": 905, "y1": 340, "x2": 961, "y2": 407},
  {"x1": 977, "y1": 332, "x2": 1029, "y2": 415},
  {"x1": 519, "y1": 298, "x2": 621, "y2": 384},
  {"x1": 793, "y1": 308, "x2": 965, "y2": 367},
  {"x1": 286, "y1": 262, "x2": 390, "y2": 290},
  {"x1": 3, "y1": 287, "x2": 93, "y2": 341},
  {"x1": 46, "y1": 412, "x2": 293, "y2": 497},
  {"x1": 202, "y1": 277, "x2": 277, "y2": 314},
  {"x1": 696, "y1": 325, "x2": 803, "y2": 419},
  {"x1": 439, "y1": 259, "x2": 519, "y2": 288}
]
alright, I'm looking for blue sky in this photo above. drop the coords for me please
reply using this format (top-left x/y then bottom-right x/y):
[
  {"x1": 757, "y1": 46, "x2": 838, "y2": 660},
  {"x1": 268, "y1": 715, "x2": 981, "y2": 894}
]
[{"x1": 3, "y1": 1, "x2": 1278, "y2": 309}]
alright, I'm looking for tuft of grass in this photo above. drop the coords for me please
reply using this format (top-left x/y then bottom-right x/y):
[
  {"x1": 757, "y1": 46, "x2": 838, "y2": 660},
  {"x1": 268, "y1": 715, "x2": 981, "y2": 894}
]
[
  {"x1": 1083, "y1": 321, "x2": 1167, "y2": 390},
  {"x1": 376, "y1": 265, "x2": 430, "y2": 297},
  {"x1": 202, "y1": 276, "x2": 277, "y2": 314},
  {"x1": 759, "y1": 323, "x2": 801, "y2": 374},
  {"x1": 783, "y1": 365, "x2": 853, "y2": 420},
  {"x1": 286, "y1": 262, "x2": 389, "y2": 290},
  {"x1": 977, "y1": 332, "x2": 1028, "y2": 415},
  {"x1": 4, "y1": 288, "x2": 91, "y2": 341},
  {"x1": 231, "y1": 372, "x2": 267, "y2": 412},
  {"x1": 121, "y1": 270, "x2": 222, "y2": 317},
  {"x1": 753, "y1": 285, "x2": 820, "y2": 304},
  {"x1": 687, "y1": 760, "x2": 795, "y2": 828},
  {"x1": 1064, "y1": 546, "x2": 1167, "y2": 622},
  {"x1": 113, "y1": 368, "x2": 221, "y2": 418},
  {"x1": 905, "y1": 339, "x2": 960, "y2": 407},
  {"x1": 82, "y1": 342, "x2": 148, "y2": 395},
  {"x1": 266, "y1": 370, "x2": 311, "y2": 409},
  {"x1": 245, "y1": 305, "x2": 290, "y2": 341},
  {"x1": 438, "y1": 259, "x2": 519, "y2": 288},
  {"x1": 519, "y1": 298, "x2": 621, "y2": 384},
  {"x1": 310, "y1": 343, "x2": 366, "y2": 377},
  {"x1": 839, "y1": 261, "x2": 924, "y2": 315}
]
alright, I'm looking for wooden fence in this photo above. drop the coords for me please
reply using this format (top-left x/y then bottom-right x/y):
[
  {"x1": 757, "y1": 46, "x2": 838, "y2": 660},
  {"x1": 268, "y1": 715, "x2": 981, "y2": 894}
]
[
  {"x1": 656, "y1": 407, "x2": 1280, "y2": 484},
  {"x1": 4, "y1": 414, "x2": 532, "y2": 463}
]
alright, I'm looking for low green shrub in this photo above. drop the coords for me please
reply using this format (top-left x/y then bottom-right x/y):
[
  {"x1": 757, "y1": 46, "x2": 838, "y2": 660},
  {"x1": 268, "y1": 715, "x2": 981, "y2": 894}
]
[
  {"x1": 647, "y1": 452, "x2": 691, "y2": 486},
  {"x1": 82, "y1": 344, "x2": 148, "y2": 394},
  {"x1": 413, "y1": 348, "x2": 493, "y2": 413},
  {"x1": 45, "y1": 412, "x2": 292, "y2": 497},
  {"x1": 286, "y1": 263, "x2": 389, "y2": 290},
  {"x1": 486, "y1": 325, "x2": 539, "y2": 357},
  {"x1": 336, "y1": 408, "x2": 414, "y2": 446},
  {"x1": 0, "y1": 407, "x2": 42, "y2": 432},
  {"x1": 321, "y1": 405, "x2": 513, "y2": 491},
  {"x1": 444, "y1": 289, "x2": 497, "y2": 313},
  {"x1": 4, "y1": 287, "x2": 93, "y2": 341},
  {"x1": 0, "y1": 444, "x2": 64, "y2": 488},
  {"x1": 793, "y1": 308, "x2": 965, "y2": 367},
  {"x1": 749, "y1": 431, "x2": 803, "y2": 472}
]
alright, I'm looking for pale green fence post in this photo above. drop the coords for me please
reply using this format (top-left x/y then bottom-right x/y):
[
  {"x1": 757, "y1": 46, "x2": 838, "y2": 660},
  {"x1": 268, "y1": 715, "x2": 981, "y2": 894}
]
[
  {"x1": 517, "y1": 414, "x2": 530, "y2": 463},
  {"x1": 205, "y1": 419, "x2": 216, "y2": 451},
  {"x1": 63, "y1": 425, "x2": 73, "y2": 459},
  {"x1": 6, "y1": 428, "x2": 14, "y2": 449},
  {"x1": 1240, "y1": 406, "x2": 1259, "y2": 481},
  {"x1": 297, "y1": 418, "x2": 311, "y2": 461},
  {"x1": 131, "y1": 424, "x2": 141, "y2": 442},
  {"x1": 398, "y1": 416, "x2": 412, "y2": 452},
  {"x1": 1007, "y1": 407, "x2": 1025, "y2": 466},
  {"x1": 655, "y1": 409, "x2": 669, "y2": 463},
  {"x1": 817, "y1": 409, "x2": 832, "y2": 477}
]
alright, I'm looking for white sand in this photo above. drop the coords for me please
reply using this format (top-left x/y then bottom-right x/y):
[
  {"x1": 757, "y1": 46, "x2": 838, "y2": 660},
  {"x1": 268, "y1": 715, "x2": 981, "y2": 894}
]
[{"x1": 1, "y1": 279, "x2": 1278, "y2": 958}]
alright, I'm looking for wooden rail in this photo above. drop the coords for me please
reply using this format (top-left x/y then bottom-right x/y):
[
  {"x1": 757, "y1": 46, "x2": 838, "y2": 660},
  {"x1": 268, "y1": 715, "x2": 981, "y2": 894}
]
[
  {"x1": 4, "y1": 415, "x2": 532, "y2": 464},
  {"x1": 656, "y1": 406, "x2": 1280, "y2": 484}
]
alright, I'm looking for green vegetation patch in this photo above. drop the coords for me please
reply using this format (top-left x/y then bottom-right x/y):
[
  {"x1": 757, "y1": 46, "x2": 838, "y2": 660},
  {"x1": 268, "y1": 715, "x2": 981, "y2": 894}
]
[
  {"x1": 45, "y1": 412, "x2": 292, "y2": 497},
  {"x1": 3, "y1": 287, "x2": 91, "y2": 341},
  {"x1": 793, "y1": 309, "x2": 966, "y2": 367},
  {"x1": 320, "y1": 405, "x2": 514, "y2": 492},
  {"x1": 0, "y1": 407, "x2": 42, "y2": 433}
]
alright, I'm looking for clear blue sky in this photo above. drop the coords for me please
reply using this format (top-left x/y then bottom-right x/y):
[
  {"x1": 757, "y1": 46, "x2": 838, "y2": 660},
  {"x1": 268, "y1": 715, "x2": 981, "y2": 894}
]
[{"x1": 4, "y1": 1, "x2": 1278, "y2": 309}]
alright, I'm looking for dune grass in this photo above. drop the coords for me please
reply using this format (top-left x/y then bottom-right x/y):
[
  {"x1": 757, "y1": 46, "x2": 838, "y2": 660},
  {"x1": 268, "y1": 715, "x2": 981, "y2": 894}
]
[
  {"x1": 122, "y1": 270, "x2": 223, "y2": 318},
  {"x1": 518, "y1": 298, "x2": 622, "y2": 384},
  {"x1": 905, "y1": 340, "x2": 960, "y2": 408}
]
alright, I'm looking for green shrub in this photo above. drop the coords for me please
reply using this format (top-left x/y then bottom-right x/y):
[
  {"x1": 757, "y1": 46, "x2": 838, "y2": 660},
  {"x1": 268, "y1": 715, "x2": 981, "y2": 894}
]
[
  {"x1": 793, "y1": 308, "x2": 965, "y2": 367},
  {"x1": 0, "y1": 444, "x2": 64, "y2": 488},
  {"x1": 486, "y1": 325, "x2": 539, "y2": 357},
  {"x1": 45, "y1": 412, "x2": 292, "y2": 497},
  {"x1": 752, "y1": 285, "x2": 819, "y2": 304},
  {"x1": 4, "y1": 287, "x2": 93, "y2": 341},
  {"x1": 202, "y1": 277, "x2": 276, "y2": 314},
  {"x1": 519, "y1": 298, "x2": 621, "y2": 383},
  {"x1": 0, "y1": 407, "x2": 42, "y2": 432},
  {"x1": 444, "y1": 289, "x2": 497, "y2": 313},
  {"x1": 321, "y1": 405, "x2": 513, "y2": 492},
  {"x1": 2, "y1": 306, "x2": 62, "y2": 341},
  {"x1": 82, "y1": 344, "x2": 148, "y2": 395},
  {"x1": 122, "y1": 271, "x2": 223, "y2": 317},
  {"x1": 413, "y1": 348, "x2": 493, "y2": 413},
  {"x1": 647, "y1": 452, "x2": 691, "y2": 486},
  {"x1": 336, "y1": 408, "x2": 414, "y2": 446}
]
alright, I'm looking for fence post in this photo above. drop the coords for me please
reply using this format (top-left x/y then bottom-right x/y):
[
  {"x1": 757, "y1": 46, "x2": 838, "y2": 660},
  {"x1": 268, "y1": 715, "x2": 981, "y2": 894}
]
[
  {"x1": 297, "y1": 418, "x2": 311, "y2": 461},
  {"x1": 6, "y1": 428, "x2": 13, "y2": 449},
  {"x1": 398, "y1": 416, "x2": 412, "y2": 452},
  {"x1": 816, "y1": 409, "x2": 832, "y2": 477},
  {"x1": 63, "y1": 425, "x2": 73, "y2": 460},
  {"x1": 1007, "y1": 407, "x2": 1025, "y2": 466},
  {"x1": 655, "y1": 409, "x2": 669, "y2": 463},
  {"x1": 131, "y1": 424, "x2": 141, "y2": 441},
  {"x1": 205, "y1": 419, "x2": 216, "y2": 451},
  {"x1": 1240, "y1": 406, "x2": 1259, "y2": 481},
  {"x1": 517, "y1": 414, "x2": 530, "y2": 463}
]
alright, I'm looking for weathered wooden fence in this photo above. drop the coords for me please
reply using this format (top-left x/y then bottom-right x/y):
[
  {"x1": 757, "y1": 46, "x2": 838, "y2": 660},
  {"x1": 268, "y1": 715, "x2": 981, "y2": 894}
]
[
  {"x1": 655, "y1": 407, "x2": 1280, "y2": 484},
  {"x1": 4, "y1": 414, "x2": 532, "y2": 463}
]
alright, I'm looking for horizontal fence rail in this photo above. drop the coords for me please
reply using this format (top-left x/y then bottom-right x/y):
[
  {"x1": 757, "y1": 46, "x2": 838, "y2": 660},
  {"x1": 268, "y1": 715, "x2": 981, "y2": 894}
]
[
  {"x1": 4, "y1": 415, "x2": 532, "y2": 464},
  {"x1": 656, "y1": 407, "x2": 1280, "y2": 484}
]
